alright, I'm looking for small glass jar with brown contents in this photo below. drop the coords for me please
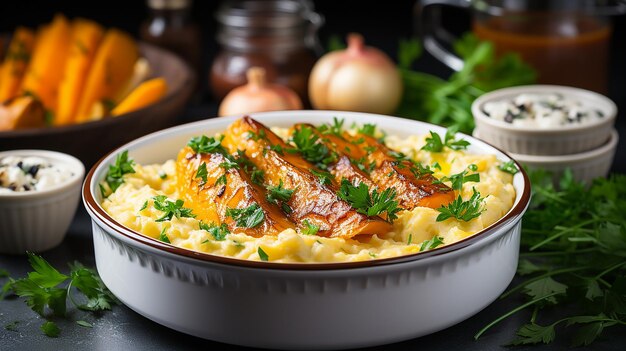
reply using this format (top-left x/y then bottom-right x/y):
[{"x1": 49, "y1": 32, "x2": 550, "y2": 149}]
[{"x1": 210, "y1": 0, "x2": 323, "y2": 103}]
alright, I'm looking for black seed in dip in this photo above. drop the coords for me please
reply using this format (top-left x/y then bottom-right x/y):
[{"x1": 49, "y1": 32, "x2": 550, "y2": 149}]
[
  {"x1": 8, "y1": 184, "x2": 17, "y2": 191},
  {"x1": 28, "y1": 165, "x2": 40, "y2": 177},
  {"x1": 482, "y1": 108, "x2": 490, "y2": 117},
  {"x1": 596, "y1": 109, "x2": 605, "y2": 118},
  {"x1": 504, "y1": 111, "x2": 514, "y2": 123}
]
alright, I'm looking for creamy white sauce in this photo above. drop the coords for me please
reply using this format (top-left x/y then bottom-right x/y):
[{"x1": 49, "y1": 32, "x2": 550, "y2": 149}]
[
  {"x1": 0, "y1": 156, "x2": 74, "y2": 193},
  {"x1": 482, "y1": 93, "x2": 604, "y2": 128}
]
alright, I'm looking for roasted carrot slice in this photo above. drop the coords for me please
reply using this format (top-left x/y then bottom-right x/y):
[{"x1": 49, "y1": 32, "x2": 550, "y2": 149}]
[
  {"x1": 342, "y1": 132, "x2": 455, "y2": 210},
  {"x1": 176, "y1": 146, "x2": 293, "y2": 237},
  {"x1": 56, "y1": 18, "x2": 104, "y2": 125},
  {"x1": 20, "y1": 14, "x2": 72, "y2": 112},
  {"x1": 222, "y1": 116, "x2": 391, "y2": 239},
  {"x1": 0, "y1": 27, "x2": 36, "y2": 102},
  {"x1": 111, "y1": 78, "x2": 167, "y2": 116}
]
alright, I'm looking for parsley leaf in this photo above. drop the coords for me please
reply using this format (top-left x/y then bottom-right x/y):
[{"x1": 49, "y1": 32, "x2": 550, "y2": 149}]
[
  {"x1": 310, "y1": 169, "x2": 333, "y2": 186},
  {"x1": 76, "y1": 320, "x2": 93, "y2": 328},
  {"x1": 421, "y1": 128, "x2": 470, "y2": 152},
  {"x1": 41, "y1": 321, "x2": 60, "y2": 337},
  {"x1": 158, "y1": 227, "x2": 170, "y2": 243},
  {"x1": 187, "y1": 135, "x2": 227, "y2": 154},
  {"x1": 258, "y1": 247, "x2": 269, "y2": 261},
  {"x1": 301, "y1": 219, "x2": 320, "y2": 235},
  {"x1": 266, "y1": 180, "x2": 295, "y2": 213},
  {"x1": 199, "y1": 222, "x2": 230, "y2": 241},
  {"x1": 195, "y1": 162, "x2": 208, "y2": 185},
  {"x1": 103, "y1": 151, "x2": 135, "y2": 196},
  {"x1": 226, "y1": 203, "x2": 265, "y2": 228},
  {"x1": 337, "y1": 179, "x2": 401, "y2": 221},
  {"x1": 508, "y1": 323, "x2": 556, "y2": 346},
  {"x1": 317, "y1": 117, "x2": 345, "y2": 136},
  {"x1": 438, "y1": 166, "x2": 480, "y2": 191},
  {"x1": 289, "y1": 125, "x2": 338, "y2": 168},
  {"x1": 419, "y1": 236, "x2": 444, "y2": 251},
  {"x1": 358, "y1": 123, "x2": 377, "y2": 137},
  {"x1": 498, "y1": 160, "x2": 519, "y2": 174},
  {"x1": 436, "y1": 187, "x2": 484, "y2": 222},
  {"x1": 152, "y1": 195, "x2": 196, "y2": 222}
]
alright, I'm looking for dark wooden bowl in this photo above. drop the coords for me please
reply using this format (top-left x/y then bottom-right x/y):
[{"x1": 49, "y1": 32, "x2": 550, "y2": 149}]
[{"x1": 0, "y1": 42, "x2": 195, "y2": 168}]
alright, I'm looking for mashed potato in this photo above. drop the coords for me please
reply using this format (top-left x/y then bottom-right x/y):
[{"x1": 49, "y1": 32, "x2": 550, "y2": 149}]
[{"x1": 101, "y1": 130, "x2": 516, "y2": 263}]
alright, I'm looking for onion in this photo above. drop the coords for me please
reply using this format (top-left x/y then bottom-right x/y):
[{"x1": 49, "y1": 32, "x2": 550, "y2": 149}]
[
  {"x1": 308, "y1": 33, "x2": 403, "y2": 115},
  {"x1": 218, "y1": 67, "x2": 302, "y2": 117}
]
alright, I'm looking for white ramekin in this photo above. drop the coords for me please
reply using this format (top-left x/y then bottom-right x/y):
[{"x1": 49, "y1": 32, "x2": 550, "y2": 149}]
[
  {"x1": 472, "y1": 85, "x2": 617, "y2": 156},
  {"x1": 505, "y1": 129, "x2": 618, "y2": 184},
  {"x1": 83, "y1": 111, "x2": 531, "y2": 350},
  {"x1": 0, "y1": 150, "x2": 85, "y2": 254}
]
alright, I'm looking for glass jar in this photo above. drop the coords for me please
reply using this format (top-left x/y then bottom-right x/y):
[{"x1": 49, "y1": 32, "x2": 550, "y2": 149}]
[
  {"x1": 140, "y1": 0, "x2": 202, "y2": 79},
  {"x1": 210, "y1": 0, "x2": 323, "y2": 102}
]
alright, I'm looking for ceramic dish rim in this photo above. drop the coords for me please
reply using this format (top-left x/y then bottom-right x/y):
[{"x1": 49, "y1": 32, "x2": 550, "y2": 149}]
[{"x1": 83, "y1": 110, "x2": 531, "y2": 271}]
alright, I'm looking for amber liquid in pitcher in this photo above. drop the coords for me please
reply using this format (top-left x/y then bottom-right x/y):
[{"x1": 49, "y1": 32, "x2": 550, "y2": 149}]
[{"x1": 473, "y1": 13, "x2": 611, "y2": 93}]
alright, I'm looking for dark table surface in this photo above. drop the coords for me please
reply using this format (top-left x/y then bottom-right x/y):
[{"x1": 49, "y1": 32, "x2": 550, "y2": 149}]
[{"x1": 2, "y1": 1, "x2": 626, "y2": 349}]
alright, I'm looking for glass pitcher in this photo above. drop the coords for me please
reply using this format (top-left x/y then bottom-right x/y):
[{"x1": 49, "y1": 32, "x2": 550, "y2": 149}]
[{"x1": 415, "y1": 0, "x2": 626, "y2": 93}]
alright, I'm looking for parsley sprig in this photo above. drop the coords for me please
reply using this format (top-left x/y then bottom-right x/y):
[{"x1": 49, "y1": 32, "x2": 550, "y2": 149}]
[
  {"x1": 226, "y1": 203, "x2": 265, "y2": 228},
  {"x1": 301, "y1": 219, "x2": 320, "y2": 235},
  {"x1": 337, "y1": 179, "x2": 401, "y2": 221},
  {"x1": 419, "y1": 236, "x2": 444, "y2": 251},
  {"x1": 436, "y1": 187, "x2": 484, "y2": 222},
  {"x1": 1, "y1": 253, "x2": 118, "y2": 337},
  {"x1": 421, "y1": 128, "x2": 470, "y2": 153},
  {"x1": 475, "y1": 171, "x2": 626, "y2": 346},
  {"x1": 288, "y1": 125, "x2": 338, "y2": 168},
  {"x1": 438, "y1": 164, "x2": 480, "y2": 191},
  {"x1": 102, "y1": 150, "x2": 135, "y2": 196},
  {"x1": 265, "y1": 180, "x2": 295, "y2": 213},
  {"x1": 317, "y1": 117, "x2": 345, "y2": 137},
  {"x1": 152, "y1": 195, "x2": 196, "y2": 222},
  {"x1": 199, "y1": 222, "x2": 230, "y2": 241},
  {"x1": 187, "y1": 135, "x2": 227, "y2": 154}
]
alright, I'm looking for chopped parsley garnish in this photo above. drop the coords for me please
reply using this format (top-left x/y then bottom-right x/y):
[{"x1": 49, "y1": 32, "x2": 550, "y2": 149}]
[
  {"x1": 432, "y1": 162, "x2": 442, "y2": 170},
  {"x1": 421, "y1": 128, "x2": 470, "y2": 152},
  {"x1": 317, "y1": 117, "x2": 345, "y2": 136},
  {"x1": 258, "y1": 247, "x2": 269, "y2": 261},
  {"x1": 288, "y1": 125, "x2": 338, "y2": 168},
  {"x1": 215, "y1": 174, "x2": 227, "y2": 186},
  {"x1": 195, "y1": 162, "x2": 208, "y2": 185},
  {"x1": 419, "y1": 236, "x2": 444, "y2": 251},
  {"x1": 4, "y1": 253, "x2": 117, "y2": 337},
  {"x1": 266, "y1": 180, "x2": 295, "y2": 213},
  {"x1": 337, "y1": 179, "x2": 401, "y2": 221},
  {"x1": 139, "y1": 200, "x2": 148, "y2": 211},
  {"x1": 158, "y1": 227, "x2": 170, "y2": 243},
  {"x1": 438, "y1": 165, "x2": 480, "y2": 191},
  {"x1": 351, "y1": 156, "x2": 376, "y2": 174},
  {"x1": 219, "y1": 158, "x2": 239, "y2": 170},
  {"x1": 158, "y1": 171, "x2": 167, "y2": 180},
  {"x1": 269, "y1": 144, "x2": 284, "y2": 155},
  {"x1": 187, "y1": 135, "x2": 227, "y2": 154},
  {"x1": 226, "y1": 203, "x2": 265, "y2": 228},
  {"x1": 499, "y1": 160, "x2": 519, "y2": 175},
  {"x1": 41, "y1": 321, "x2": 60, "y2": 337},
  {"x1": 246, "y1": 129, "x2": 267, "y2": 141},
  {"x1": 199, "y1": 222, "x2": 230, "y2": 241},
  {"x1": 407, "y1": 233, "x2": 413, "y2": 245},
  {"x1": 310, "y1": 169, "x2": 333, "y2": 186},
  {"x1": 301, "y1": 219, "x2": 320, "y2": 235},
  {"x1": 436, "y1": 187, "x2": 484, "y2": 222},
  {"x1": 152, "y1": 195, "x2": 196, "y2": 222},
  {"x1": 358, "y1": 123, "x2": 377, "y2": 137},
  {"x1": 250, "y1": 169, "x2": 265, "y2": 185},
  {"x1": 103, "y1": 150, "x2": 135, "y2": 196}
]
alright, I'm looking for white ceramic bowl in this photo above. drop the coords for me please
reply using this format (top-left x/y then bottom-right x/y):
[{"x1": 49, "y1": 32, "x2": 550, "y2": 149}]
[
  {"x1": 83, "y1": 111, "x2": 531, "y2": 350},
  {"x1": 472, "y1": 85, "x2": 616, "y2": 155},
  {"x1": 0, "y1": 150, "x2": 85, "y2": 254},
  {"x1": 502, "y1": 129, "x2": 618, "y2": 184}
]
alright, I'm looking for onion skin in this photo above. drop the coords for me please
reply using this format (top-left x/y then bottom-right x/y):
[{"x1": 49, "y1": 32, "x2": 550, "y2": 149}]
[
  {"x1": 219, "y1": 67, "x2": 302, "y2": 117},
  {"x1": 309, "y1": 33, "x2": 403, "y2": 115}
]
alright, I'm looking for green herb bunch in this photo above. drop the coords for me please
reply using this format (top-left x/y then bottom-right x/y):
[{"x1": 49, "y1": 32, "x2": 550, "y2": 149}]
[
  {"x1": 476, "y1": 170, "x2": 626, "y2": 346},
  {"x1": 396, "y1": 34, "x2": 536, "y2": 133}
]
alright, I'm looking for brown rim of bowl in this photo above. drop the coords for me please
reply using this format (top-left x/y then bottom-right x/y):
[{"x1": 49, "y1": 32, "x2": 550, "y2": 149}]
[
  {"x1": 0, "y1": 43, "x2": 194, "y2": 138},
  {"x1": 82, "y1": 136, "x2": 531, "y2": 271}
]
